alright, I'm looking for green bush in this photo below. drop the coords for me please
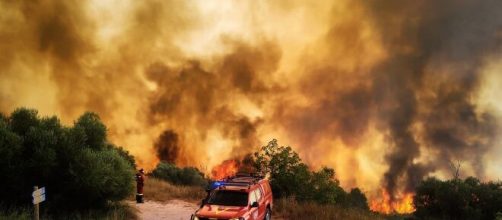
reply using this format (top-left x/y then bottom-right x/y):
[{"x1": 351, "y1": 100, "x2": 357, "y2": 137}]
[
  {"x1": 414, "y1": 177, "x2": 502, "y2": 220},
  {"x1": 74, "y1": 112, "x2": 107, "y2": 150},
  {"x1": 253, "y1": 139, "x2": 310, "y2": 199},
  {"x1": 151, "y1": 162, "x2": 207, "y2": 186},
  {"x1": 346, "y1": 188, "x2": 369, "y2": 210},
  {"x1": 108, "y1": 144, "x2": 136, "y2": 169},
  {"x1": 496, "y1": 212, "x2": 502, "y2": 220},
  {"x1": 309, "y1": 167, "x2": 347, "y2": 204},
  {"x1": 0, "y1": 108, "x2": 135, "y2": 212},
  {"x1": 253, "y1": 139, "x2": 366, "y2": 208}
]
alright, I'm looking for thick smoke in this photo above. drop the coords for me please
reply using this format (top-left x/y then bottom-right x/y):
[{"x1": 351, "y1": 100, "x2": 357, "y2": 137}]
[
  {"x1": 145, "y1": 41, "x2": 280, "y2": 165},
  {"x1": 1, "y1": 0, "x2": 502, "y2": 206},
  {"x1": 272, "y1": 0, "x2": 502, "y2": 200},
  {"x1": 366, "y1": 0, "x2": 502, "y2": 198},
  {"x1": 154, "y1": 130, "x2": 180, "y2": 163}
]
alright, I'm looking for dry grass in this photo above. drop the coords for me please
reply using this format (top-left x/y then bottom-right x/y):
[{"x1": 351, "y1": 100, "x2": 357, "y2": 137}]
[
  {"x1": 0, "y1": 202, "x2": 137, "y2": 220},
  {"x1": 274, "y1": 197, "x2": 385, "y2": 220},
  {"x1": 140, "y1": 177, "x2": 206, "y2": 203},
  {"x1": 137, "y1": 178, "x2": 387, "y2": 220}
]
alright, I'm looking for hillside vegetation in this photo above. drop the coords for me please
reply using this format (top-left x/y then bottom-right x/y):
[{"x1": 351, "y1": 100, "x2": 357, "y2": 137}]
[
  {"x1": 414, "y1": 177, "x2": 502, "y2": 220},
  {"x1": 0, "y1": 108, "x2": 136, "y2": 217},
  {"x1": 151, "y1": 162, "x2": 207, "y2": 186},
  {"x1": 253, "y1": 139, "x2": 369, "y2": 209},
  {"x1": 3, "y1": 108, "x2": 502, "y2": 220}
]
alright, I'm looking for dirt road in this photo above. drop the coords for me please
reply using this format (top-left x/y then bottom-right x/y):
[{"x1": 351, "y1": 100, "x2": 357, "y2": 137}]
[
  {"x1": 130, "y1": 199, "x2": 198, "y2": 220},
  {"x1": 130, "y1": 199, "x2": 284, "y2": 220}
]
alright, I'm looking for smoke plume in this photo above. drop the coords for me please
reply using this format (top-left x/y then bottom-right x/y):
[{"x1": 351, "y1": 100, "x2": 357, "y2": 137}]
[
  {"x1": 366, "y1": 0, "x2": 502, "y2": 199},
  {"x1": 154, "y1": 129, "x2": 180, "y2": 163},
  {"x1": 1, "y1": 0, "x2": 502, "y2": 209}
]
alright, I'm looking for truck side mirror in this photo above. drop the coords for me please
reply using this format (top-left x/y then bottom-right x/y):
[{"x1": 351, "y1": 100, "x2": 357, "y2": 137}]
[{"x1": 251, "y1": 201, "x2": 259, "y2": 208}]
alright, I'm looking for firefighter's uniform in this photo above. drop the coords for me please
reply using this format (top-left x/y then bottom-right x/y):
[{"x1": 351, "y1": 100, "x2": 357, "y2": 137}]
[{"x1": 136, "y1": 169, "x2": 145, "y2": 203}]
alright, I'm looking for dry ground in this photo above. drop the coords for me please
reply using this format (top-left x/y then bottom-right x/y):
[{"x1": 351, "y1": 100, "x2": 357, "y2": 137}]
[
  {"x1": 129, "y1": 199, "x2": 198, "y2": 220},
  {"x1": 127, "y1": 177, "x2": 204, "y2": 220}
]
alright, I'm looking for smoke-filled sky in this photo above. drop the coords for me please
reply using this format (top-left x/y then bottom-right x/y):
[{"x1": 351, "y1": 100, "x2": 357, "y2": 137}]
[{"x1": 1, "y1": 0, "x2": 502, "y2": 200}]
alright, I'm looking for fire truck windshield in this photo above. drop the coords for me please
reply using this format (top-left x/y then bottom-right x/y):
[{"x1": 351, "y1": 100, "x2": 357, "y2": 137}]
[{"x1": 207, "y1": 190, "x2": 248, "y2": 207}]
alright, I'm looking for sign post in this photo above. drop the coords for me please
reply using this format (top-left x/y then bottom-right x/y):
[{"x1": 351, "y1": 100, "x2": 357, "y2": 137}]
[{"x1": 32, "y1": 186, "x2": 46, "y2": 220}]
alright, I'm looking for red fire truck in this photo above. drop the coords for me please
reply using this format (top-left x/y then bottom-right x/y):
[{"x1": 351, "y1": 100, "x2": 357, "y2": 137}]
[{"x1": 191, "y1": 173, "x2": 273, "y2": 220}]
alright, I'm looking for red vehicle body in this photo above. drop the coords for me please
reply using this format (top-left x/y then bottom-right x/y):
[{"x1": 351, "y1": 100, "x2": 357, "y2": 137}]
[{"x1": 191, "y1": 174, "x2": 273, "y2": 220}]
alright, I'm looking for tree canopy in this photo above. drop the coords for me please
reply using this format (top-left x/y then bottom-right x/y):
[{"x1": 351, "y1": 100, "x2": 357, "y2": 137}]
[
  {"x1": 0, "y1": 108, "x2": 135, "y2": 211},
  {"x1": 151, "y1": 162, "x2": 207, "y2": 186},
  {"x1": 253, "y1": 139, "x2": 368, "y2": 208}
]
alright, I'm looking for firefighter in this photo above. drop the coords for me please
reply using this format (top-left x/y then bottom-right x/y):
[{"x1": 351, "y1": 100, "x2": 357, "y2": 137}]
[{"x1": 135, "y1": 168, "x2": 145, "y2": 203}]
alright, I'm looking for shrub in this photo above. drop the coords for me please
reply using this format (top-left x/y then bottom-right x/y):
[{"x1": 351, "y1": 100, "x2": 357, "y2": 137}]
[
  {"x1": 0, "y1": 108, "x2": 135, "y2": 212},
  {"x1": 414, "y1": 177, "x2": 502, "y2": 220},
  {"x1": 253, "y1": 139, "x2": 362, "y2": 207},
  {"x1": 310, "y1": 167, "x2": 347, "y2": 204},
  {"x1": 108, "y1": 144, "x2": 136, "y2": 169},
  {"x1": 346, "y1": 188, "x2": 369, "y2": 210},
  {"x1": 74, "y1": 112, "x2": 107, "y2": 150},
  {"x1": 151, "y1": 162, "x2": 207, "y2": 186}
]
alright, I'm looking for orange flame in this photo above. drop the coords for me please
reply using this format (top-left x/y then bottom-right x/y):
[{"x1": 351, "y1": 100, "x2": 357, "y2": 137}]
[
  {"x1": 211, "y1": 160, "x2": 238, "y2": 180},
  {"x1": 370, "y1": 189, "x2": 415, "y2": 214}
]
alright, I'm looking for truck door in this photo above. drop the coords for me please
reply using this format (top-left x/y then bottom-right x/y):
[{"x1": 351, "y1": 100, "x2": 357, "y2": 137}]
[
  {"x1": 249, "y1": 189, "x2": 259, "y2": 220},
  {"x1": 254, "y1": 188, "x2": 265, "y2": 219}
]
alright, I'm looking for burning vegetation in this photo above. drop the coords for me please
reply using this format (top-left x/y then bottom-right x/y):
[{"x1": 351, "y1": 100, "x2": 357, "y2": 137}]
[
  {"x1": 370, "y1": 189, "x2": 414, "y2": 214},
  {"x1": 1, "y1": 0, "x2": 502, "y2": 214},
  {"x1": 211, "y1": 159, "x2": 238, "y2": 180},
  {"x1": 210, "y1": 156, "x2": 255, "y2": 180}
]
